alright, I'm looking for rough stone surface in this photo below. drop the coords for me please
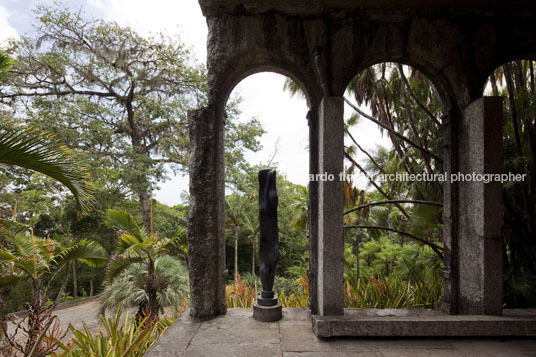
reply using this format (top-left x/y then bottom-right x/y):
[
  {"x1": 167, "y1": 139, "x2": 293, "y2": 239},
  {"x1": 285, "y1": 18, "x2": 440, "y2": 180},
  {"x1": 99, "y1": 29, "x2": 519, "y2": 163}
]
[
  {"x1": 312, "y1": 309, "x2": 536, "y2": 337},
  {"x1": 199, "y1": 0, "x2": 536, "y2": 16},
  {"x1": 189, "y1": 0, "x2": 536, "y2": 319},
  {"x1": 307, "y1": 107, "x2": 320, "y2": 315},
  {"x1": 457, "y1": 97, "x2": 503, "y2": 315},
  {"x1": 317, "y1": 97, "x2": 344, "y2": 316},
  {"x1": 187, "y1": 107, "x2": 226, "y2": 320},
  {"x1": 146, "y1": 309, "x2": 536, "y2": 356}
]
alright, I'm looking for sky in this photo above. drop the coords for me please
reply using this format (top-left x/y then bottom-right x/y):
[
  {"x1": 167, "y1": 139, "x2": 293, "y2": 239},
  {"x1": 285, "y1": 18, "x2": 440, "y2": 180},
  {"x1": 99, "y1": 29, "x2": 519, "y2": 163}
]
[{"x1": 0, "y1": 0, "x2": 390, "y2": 206}]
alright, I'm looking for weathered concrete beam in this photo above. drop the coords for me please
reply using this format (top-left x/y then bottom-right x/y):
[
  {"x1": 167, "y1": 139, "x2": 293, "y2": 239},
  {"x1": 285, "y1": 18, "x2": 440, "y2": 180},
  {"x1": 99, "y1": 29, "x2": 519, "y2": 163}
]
[
  {"x1": 187, "y1": 106, "x2": 227, "y2": 320},
  {"x1": 457, "y1": 97, "x2": 503, "y2": 315},
  {"x1": 199, "y1": 0, "x2": 536, "y2": 16},
  {"x1": 317, "y1": 97, "x2": 344, "y2": 316}
]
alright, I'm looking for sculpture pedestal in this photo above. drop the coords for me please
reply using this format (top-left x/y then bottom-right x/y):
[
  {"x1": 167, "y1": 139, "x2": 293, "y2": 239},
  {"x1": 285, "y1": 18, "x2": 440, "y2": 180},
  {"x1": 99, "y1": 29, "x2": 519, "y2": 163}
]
[{"x1": 253, "y1": 302, "x2": 282, "y2": 322}]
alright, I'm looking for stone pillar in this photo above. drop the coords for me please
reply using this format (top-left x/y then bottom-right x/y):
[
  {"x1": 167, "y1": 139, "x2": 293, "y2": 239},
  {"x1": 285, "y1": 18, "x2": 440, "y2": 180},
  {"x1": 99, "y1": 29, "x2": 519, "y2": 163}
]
[
  {"x1": 187, "y1": 106, "x2": 227, "y2": 320},
  {"x1": 317, "y1": 97, "x2": 344, "y2": 316},
  {"x1": 442, "y1": 106, "x2": 459, "y2": 315},
  {"x1": 308, "y1": 107, "x2": 319, "y2": 314},
  {"x1": 457, "y1": 97, "x2": 503, "y2": 315}
]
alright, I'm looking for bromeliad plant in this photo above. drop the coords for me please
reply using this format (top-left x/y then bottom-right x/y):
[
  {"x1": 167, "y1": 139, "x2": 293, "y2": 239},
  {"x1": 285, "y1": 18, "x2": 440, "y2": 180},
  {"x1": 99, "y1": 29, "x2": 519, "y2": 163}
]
[
  {"x1": 104, "y1": 209, "x2": 183, "y2": 325},
  {"x1": 0, "y1": 220, "x2": 107, "y2": 356},
  {"x1": 52, "y1": 306, "x2": 175, "y2": 357}
]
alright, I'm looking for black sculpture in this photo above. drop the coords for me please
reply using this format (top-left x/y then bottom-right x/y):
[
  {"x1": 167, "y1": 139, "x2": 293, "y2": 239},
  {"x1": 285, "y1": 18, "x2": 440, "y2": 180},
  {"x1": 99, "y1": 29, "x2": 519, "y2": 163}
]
[{"x1": 257, "y1": 169, "x2": 279, "y2": 307}]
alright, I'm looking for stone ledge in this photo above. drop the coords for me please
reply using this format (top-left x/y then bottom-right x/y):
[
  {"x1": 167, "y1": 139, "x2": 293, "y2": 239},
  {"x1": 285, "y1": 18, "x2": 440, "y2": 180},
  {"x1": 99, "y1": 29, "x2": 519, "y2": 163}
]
[{"x1": 312, "y1": 308, "x2": 536, "y2": 337}]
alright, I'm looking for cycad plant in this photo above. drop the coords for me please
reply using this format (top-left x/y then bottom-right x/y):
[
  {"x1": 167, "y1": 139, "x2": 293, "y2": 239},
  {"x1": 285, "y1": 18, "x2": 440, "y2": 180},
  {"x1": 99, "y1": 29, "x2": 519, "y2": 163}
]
[
  {"x1": 99, "y1": 255, "x2": 189, "y2": 319},
  {"x1": 104, "y1": 209, "x2": 183, "y2": 324},
  {"x1": 0, "y1": 220, "x2": 107, "y2": 356}
]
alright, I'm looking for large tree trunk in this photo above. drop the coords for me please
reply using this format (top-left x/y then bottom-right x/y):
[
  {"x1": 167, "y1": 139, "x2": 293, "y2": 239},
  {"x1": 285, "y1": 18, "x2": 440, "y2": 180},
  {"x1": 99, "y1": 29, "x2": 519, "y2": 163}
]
[{"x1": 138, "y1": 189, "x2": 152, "y2": 231}]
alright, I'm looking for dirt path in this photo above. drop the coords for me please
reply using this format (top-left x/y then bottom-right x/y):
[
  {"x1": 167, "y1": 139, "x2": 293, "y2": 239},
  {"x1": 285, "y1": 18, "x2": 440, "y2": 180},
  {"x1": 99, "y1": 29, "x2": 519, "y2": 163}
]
[
  {"x1": 5, "y1": 298, "x2": 178, "y2": 345},
  {"x1": 6, "y1": 299, "x2": 109, "y2": 342}
]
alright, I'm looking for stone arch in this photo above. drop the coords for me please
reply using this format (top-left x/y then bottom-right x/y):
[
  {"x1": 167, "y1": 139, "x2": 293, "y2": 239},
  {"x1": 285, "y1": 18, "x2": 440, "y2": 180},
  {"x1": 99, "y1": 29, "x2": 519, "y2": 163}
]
[
  {"x1": 480, "y1": 56, "x2": 536, "y2": 96},
  {"x1": 188, "y1": 1, "x2": 536, "y2": 323},
  {"x1": 326, "y1": 12, "x2": 471, "y2": 109},
  {"x1": 341, "y1": 59, "x2": 453, "y2": 114},
  {"x1": 209, "y1": 61, "x2": 322, "y2": 114}
]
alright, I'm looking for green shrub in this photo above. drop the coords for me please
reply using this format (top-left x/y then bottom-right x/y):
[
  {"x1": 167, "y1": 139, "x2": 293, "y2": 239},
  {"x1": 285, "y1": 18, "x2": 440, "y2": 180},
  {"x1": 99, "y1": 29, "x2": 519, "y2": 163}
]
[
  {"x1": 51, "y1": 307, "x2": 174, "y2": 357},
  {"x1": 344, "y1": 272, "x2": 442, "y2": 309}
]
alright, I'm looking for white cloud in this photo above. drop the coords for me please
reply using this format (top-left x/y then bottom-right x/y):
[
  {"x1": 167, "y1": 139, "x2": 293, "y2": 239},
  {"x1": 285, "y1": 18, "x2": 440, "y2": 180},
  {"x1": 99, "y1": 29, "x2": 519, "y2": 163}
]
[
  {"x1": 88, "y1": 0, "x2": 207, "y2": 60},
  {"x1": 231, "y1": 73, "x2": 310, "y2": 186},
  {"x1": 0, "y1": 5, "x2": 19, "y2": 45}
]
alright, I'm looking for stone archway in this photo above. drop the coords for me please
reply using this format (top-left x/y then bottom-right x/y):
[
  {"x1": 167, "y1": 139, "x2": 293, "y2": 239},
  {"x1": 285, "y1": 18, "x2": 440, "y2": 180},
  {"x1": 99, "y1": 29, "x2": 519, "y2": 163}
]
[{"x1": 187, "y1": 0, "x2": 536, "y2": 334}]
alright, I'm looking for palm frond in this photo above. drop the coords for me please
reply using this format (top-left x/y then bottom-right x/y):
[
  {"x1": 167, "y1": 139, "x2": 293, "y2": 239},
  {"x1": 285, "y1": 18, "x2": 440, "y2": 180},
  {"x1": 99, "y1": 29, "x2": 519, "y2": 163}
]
[
  {"x1": 52, "y1": 240, "x2": 108, "y2": 268},
  {"x1": 0, "y1": 273, "x2": 25, "y2": 288},
  {"x1": 0, "y1": 121, "x2": 94, "y2": 212},
  {"x1": 0, "y1": 219, "x2": 31, "y2": 242},
  {"x1": 0, "y1": 52, "x2": 13, "y2": 73},
  {"x1": 0, "y1": 246, "x2": 16, "y2": 261},
  {"x1": 106, "y1": 256, "x2": 144, "y2": 282},
  {"x1": 105, "y1": 209, "x2": 145, "y2": 241}
]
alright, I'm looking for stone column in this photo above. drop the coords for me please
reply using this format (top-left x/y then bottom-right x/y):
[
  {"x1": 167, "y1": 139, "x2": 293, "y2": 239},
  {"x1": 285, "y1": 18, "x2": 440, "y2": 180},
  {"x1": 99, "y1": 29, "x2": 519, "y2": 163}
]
[
  {"x1": 187, "y1": 106, "x2": 227, "y2": 320},
  {"x1": 308, "y1": 107, "x2": 319, "y2": 314},
  {"x1": 442, "y1": 106, "x2": 459, "y2": 315},
  {"x1": 457, "y1": 97, "x2": 503, "y2": 315},
  {"x1": 317, "y1": 97, "x2": 344, "y2": 316}
]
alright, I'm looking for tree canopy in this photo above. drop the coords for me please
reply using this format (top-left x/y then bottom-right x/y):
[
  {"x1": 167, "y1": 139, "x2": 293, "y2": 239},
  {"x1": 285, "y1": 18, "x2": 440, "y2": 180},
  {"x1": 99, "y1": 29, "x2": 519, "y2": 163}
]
[{"x1": 0, "y1": 4, "x2": 262, "y2": 228}]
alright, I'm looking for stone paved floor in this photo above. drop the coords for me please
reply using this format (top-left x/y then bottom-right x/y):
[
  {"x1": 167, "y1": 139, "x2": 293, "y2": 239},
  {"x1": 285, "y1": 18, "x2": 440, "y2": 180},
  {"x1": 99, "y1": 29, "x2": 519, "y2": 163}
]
[{"x1": 146, "y1": 309, "x2": 536, "y2": 357}]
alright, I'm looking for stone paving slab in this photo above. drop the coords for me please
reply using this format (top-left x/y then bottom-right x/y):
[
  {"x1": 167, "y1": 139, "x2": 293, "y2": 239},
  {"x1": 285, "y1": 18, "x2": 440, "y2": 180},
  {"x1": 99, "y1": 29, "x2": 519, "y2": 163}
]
[{"x1": 146, "y1": 308, "x2": 536, "y2": 357}]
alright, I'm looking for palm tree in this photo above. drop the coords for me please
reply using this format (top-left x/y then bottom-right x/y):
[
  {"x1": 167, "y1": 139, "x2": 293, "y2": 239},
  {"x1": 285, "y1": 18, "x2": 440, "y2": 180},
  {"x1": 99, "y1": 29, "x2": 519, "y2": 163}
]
[
  {"x1": 290, "y1": 185, "x2": 309, "y2": 235},
  {"x1": 225, "y1": 195, "x2": 245, "y2": 281},
  {"x1": 0, "y1": 51, "x2": 93, "y2": 212},
  {"x1": 104, "y1": 209, "x2": 181, "y2": 324},
  {"x1": 242, "y1": 212, "x2": 259, "y2": 277},
  {"x1": 99, "y1": 255, "x2": 189, "y2": 318},
  {"x1": 0, "y1": 120, "x2": 94, "y2": 213},
  {"x1": 0, "y1": 52, "x2": 93, "y2": 209},
  {"x1": 0, "y1": 52, "x2": 97, "y2": 343},
  {"x1": 0, "y1": 221, "x2": 107, "y2": 355}
]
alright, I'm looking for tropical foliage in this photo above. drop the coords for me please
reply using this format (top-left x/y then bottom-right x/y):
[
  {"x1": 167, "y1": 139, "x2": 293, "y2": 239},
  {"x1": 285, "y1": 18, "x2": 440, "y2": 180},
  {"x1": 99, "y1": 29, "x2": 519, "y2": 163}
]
[
  {"x1": 51, "y1": 307, "x2": 175, "y2": 357},
  {"x1": 0, "y1": 221, "x2": 107, "y2": 356},
  {"x1": 0, "y1": 121, "x2": 94, "y2": 212},
  {"x1": 1, "y1": 4, "x2": 262, "y2": 230},
  {"x1": 104, "y1": 209, "x2": 184, "y2": 324},
  {"x1": 99, "y1": 255, "x2": 189, "y2": 318},
  {"x1": 1, "y1": 1, "x2": 536, "y2": 355},
  {"x1": 487, "y1": 61, "x2": 536, "y2": 307}
]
